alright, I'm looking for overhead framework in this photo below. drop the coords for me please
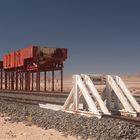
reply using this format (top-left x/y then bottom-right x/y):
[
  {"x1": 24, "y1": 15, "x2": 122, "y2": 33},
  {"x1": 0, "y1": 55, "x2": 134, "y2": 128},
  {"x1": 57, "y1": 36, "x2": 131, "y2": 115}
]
[
  {"x1": 0, "y1": 46, "x2": 67, "y2": 92},
  {"x1": 63, "y1": 74, "x2": 140, "y2": 118}
]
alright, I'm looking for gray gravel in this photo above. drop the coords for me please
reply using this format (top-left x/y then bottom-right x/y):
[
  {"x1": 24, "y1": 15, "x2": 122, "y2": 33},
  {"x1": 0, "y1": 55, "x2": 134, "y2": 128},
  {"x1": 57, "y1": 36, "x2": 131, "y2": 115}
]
[{"x1": 0, "y1": 100, "x2": 139, "y2": 140}]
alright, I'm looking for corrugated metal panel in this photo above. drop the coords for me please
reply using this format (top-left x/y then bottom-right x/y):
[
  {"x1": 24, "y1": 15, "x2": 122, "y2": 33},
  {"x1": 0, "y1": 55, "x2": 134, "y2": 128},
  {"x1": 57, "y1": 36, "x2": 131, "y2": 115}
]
[
  {"x1": 3, "y1": 46, "x2": 67, "y2": 70},
  {"x1": 4, "y1": 52, "x2": 15, "y2": 69},
  {"x1": 3, "y1": 47, "x2": 35, "y2": 69},
  {"x1": 11, "y1": 52, "x2": 15, "y2": 68},
  {"x1": 22, "y1": 47, "x2": 34, "y2": 59}
]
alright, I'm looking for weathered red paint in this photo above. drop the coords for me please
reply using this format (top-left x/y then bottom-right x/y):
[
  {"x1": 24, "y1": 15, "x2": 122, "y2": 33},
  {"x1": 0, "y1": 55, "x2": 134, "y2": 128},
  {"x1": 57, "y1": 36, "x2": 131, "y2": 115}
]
[
  {"x1": 0, "y1": 61, "x2": 3, "y2": 69},
  {"x1": 3, "y1": 46, "x2": 67, "y2": 71},
  {"x1": 0, "y1": 46, "x2": 67, "y2": 92}
]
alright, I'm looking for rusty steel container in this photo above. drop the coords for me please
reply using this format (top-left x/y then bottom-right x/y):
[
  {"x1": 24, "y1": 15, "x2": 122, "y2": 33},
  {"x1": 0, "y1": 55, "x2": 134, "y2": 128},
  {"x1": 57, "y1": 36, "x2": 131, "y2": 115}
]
[
  {"x1": 4, "y1": 52, "x2": 15, "y2": 69},
  {"x1": 3, "y1": 46, "x2": 67, "y2": 70}
]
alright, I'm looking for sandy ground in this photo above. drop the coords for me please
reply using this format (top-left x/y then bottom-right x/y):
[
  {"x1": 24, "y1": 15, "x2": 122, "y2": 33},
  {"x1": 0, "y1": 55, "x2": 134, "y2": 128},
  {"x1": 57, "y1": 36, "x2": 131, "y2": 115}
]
[
  {"x1": 62, "y1": 75, "x2": 140, "y2": 94},
  {"x1": 122, "y1": 75, "x2": 140, "y2": 95},
  {"x1": 0, "y1": 75, "x2": 140, "y2": 140},
  {"x1": 0, "y1": 117, "x2": 76, "y2": 140}
]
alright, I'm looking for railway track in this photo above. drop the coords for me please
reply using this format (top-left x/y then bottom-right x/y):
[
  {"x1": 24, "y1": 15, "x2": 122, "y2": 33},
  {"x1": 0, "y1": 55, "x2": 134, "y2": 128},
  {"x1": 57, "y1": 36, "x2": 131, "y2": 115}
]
[
  {"x1": 103, "y1": 114, "x2": 140, "y2": 126},
  {"x1": 0, "y1": 90, "x2": 139, "y2": 126},
  {"x1": 0, "y1": 90, "x2": 139, "y2": 106},
  {"x1": 0, "y1": 90, "x2": 139, "y2": 103},
  {"x1": 0, "y1": 90, "x2": 68, "y2": 105}
]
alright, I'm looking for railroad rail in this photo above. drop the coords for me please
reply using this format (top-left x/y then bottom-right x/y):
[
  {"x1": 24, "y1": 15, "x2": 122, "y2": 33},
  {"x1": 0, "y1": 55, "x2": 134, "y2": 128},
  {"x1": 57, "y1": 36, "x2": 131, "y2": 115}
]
[
  {"x1": 0, "y1": 90, "x2": 139, "y2": 126},
  {"x1": 0, "y1": 90, "x2": 68, "y2": 105},
  {"x1": 103, "y1": 114, "x2": 140, "y2": 126},
  {"x1": 0, "y1": 90, "x2": 139, "y2": 105}
]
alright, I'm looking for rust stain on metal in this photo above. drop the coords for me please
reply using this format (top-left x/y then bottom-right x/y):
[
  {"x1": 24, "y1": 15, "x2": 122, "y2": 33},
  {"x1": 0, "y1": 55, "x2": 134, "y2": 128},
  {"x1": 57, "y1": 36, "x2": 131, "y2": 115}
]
[{"x1": 0, "y1": 46, "x2": 68, "y2": 92}]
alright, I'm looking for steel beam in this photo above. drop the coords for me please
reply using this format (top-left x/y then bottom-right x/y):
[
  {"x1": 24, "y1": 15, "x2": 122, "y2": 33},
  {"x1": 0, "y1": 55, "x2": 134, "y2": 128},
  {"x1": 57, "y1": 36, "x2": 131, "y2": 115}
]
[
  {"x1": 8, "y1": 72, "x2": 11, "y2": 90},
  {"x1": 44, "y1": 71, "x2": 46, "y2": 92},
  {"x1": 5, "y1": 71, "x2": 7, "y2": 90},
  {"x1": 0, "y1": 69, "x2": 2, "y2": 89},
  {"x1": 21, "y1": 72, "x2": 24, "y2": 90},
  {"x1": 16, "y1": 72, "x2": 18, "y2": 90},
  {"x1": 52, "y1": 71, "x2": 54, "y2": 92},
  {"x1": 11, "y1": 72, "x2": 14, "y2": 90},
  {"x1": 25, "y1": 72, "x2": 30, "y2": 91},
  {"x1": 36, "y1": 71, "x2": 40, "y2": 91},
  {"x1": 61, "y1": 68, "x2": 63, "y2": 92},
  {"x1": 32, "y1": 72, "x2": 34, "y2": 91}
]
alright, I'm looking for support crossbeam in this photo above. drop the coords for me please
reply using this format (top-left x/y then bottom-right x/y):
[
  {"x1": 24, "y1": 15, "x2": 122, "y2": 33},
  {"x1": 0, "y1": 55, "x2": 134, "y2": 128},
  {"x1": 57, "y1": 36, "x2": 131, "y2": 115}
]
[
  {"x1": 107, "y1": 75, "x2": 134, "y2": 113},
  {"x1": 115, "y1": 76, "x2": 140, "y2": 112},
  {"x1": 82, "y1": 75, "x2": 110, "y2": 115}
]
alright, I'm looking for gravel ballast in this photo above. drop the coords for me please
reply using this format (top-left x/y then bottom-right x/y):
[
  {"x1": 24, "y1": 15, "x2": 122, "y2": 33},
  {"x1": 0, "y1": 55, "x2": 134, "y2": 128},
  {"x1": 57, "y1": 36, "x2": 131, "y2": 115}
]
[{"x1": 0, "y1": 100, "x2": 139, "y2": 140}]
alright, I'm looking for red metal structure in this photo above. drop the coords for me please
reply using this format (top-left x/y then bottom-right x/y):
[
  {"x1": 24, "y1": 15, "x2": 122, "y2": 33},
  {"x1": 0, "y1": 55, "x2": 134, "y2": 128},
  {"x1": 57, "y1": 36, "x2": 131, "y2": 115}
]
[{"x1": 0, "y1": 46, "x2": 67, "y2": 92}]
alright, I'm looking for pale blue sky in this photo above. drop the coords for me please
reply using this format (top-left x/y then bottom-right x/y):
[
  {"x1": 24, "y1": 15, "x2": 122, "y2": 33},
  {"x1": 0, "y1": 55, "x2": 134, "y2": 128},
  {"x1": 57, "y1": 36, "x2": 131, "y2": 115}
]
[{"x1": 0, "y1": 0, "x2": 140, "y2": 75}]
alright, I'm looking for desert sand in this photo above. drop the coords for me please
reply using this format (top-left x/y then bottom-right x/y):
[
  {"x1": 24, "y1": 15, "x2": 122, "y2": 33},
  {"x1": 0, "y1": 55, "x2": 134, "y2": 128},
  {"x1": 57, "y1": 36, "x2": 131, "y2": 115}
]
[{"x1": 0, "y1": 117, "x2": 76, "y2": 140}]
